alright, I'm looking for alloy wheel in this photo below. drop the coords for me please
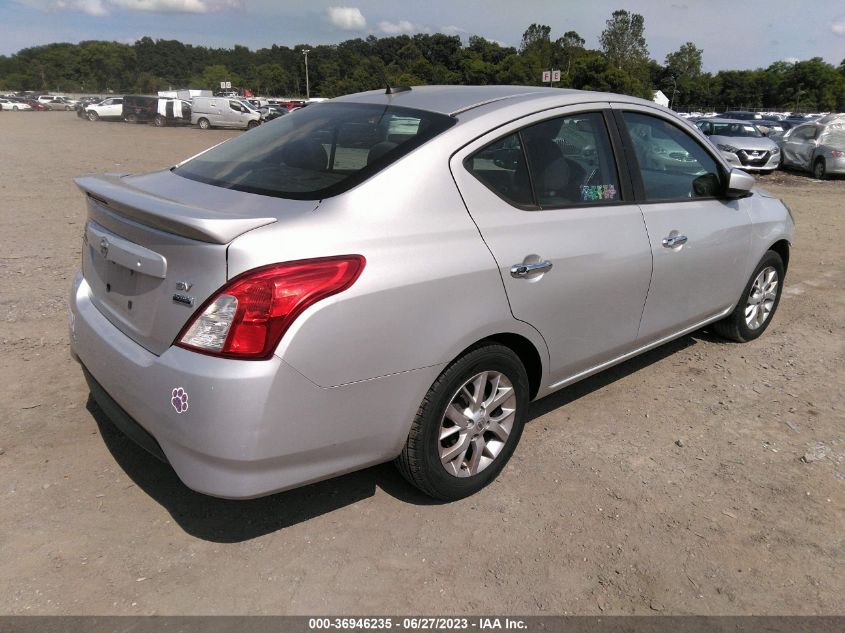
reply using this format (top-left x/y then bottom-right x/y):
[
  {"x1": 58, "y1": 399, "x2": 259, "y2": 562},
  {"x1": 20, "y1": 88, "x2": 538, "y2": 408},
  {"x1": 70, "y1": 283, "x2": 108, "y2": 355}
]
[
  {"x1": 438, "y1": 370, "x2": 517, "y2": 478},
  {"x1": 745, "y1": 266, "x2": 778, "y2": 330}
]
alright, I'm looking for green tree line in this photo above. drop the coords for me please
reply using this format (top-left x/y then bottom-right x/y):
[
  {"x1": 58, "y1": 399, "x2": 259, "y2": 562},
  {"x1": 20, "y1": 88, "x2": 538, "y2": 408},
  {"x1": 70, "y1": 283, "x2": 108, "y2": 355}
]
[{"x1": 2, "y1": 9, "x2": 844, "y2": 111}]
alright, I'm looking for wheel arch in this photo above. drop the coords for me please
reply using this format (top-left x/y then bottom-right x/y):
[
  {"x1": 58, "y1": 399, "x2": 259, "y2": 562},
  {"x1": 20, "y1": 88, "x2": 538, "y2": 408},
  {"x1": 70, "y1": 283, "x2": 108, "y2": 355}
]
[
  {"x1": 769, "y1": 239, "x2": 790, "y2": 273},
  {"x1": 450, "y1": 332, "x2": 544, "y2": 401}
]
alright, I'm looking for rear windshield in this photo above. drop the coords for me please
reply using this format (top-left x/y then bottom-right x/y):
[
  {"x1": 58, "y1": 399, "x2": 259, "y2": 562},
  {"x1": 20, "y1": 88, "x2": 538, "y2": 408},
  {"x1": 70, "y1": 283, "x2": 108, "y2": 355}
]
[{"x1": 174, "y1": 102, "x2": 455, "y2": 200}]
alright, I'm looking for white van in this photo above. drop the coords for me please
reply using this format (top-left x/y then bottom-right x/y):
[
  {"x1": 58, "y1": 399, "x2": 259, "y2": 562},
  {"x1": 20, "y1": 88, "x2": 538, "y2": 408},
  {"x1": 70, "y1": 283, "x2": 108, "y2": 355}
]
[{"x1": 191, "y1": 96, "x2": 261, "y2": 130}]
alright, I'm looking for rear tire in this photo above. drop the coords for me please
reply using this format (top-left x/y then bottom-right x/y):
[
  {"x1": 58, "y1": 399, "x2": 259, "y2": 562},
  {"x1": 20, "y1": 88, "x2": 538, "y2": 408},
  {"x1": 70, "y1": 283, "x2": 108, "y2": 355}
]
[
  {"x1": 395, "y1": 344, "x2": 529, "y2": 500},
  {"x1": 65, "y1": 105, "x2": 72, "y2": 111},
  {"x1": 125, "y1": 113, "x2": 138, "y2": 124},
  {"x1": 154, "y1": 115, "x2": 166, "y2": 127},
  {"x1": 87, "y1": 111, "x2": 99, "y2": 122},
  {"x1": 12, "y1": 106, "x2": 18, "y2": 111},
  {"x1": 198, "y1": 118, "x2": 210, "y2": 130},
  {"x1": 813, "y1": 157, "x2": 827, "y2": 180},
  {"x1": 712, "y1": 250, "x2": 784, "y2": 343}
]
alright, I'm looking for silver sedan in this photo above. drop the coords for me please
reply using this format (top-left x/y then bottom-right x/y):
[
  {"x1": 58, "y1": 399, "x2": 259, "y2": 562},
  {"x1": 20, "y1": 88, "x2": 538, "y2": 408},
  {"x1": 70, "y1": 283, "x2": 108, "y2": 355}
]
[
  {"x1": 779, "y1": 114, "x2": 845, "y2": 179},
  {"x1": 69, "y1": 86, "x2": 794, "y2": 500},
  {"x1": 696, "y1": 118, "x2": 781, "y2": 173}
]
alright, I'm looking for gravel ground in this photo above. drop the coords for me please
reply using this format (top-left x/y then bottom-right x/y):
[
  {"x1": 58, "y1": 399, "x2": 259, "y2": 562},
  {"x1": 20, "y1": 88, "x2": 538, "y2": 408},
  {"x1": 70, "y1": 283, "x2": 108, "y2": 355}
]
[{"x1": 1, "y1": 112, "x2": 843, "y2": 615}]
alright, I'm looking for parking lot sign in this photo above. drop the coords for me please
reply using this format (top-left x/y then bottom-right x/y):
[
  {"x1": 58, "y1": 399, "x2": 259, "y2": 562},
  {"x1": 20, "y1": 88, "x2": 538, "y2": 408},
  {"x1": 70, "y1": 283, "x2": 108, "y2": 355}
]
[
  {"x1": 552, "y1": 69, "x2": 561, "y2": 82},
  {"x1": 542, "y1": 70, "x2": 551, "y2": 83}
]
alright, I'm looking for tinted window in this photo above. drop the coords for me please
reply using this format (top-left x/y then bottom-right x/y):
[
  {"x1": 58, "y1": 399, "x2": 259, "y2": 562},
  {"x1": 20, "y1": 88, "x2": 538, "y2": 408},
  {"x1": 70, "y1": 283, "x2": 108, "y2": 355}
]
[
  {"x1": 465, "y1": 133, "x2": 533, "y2": 206},
  {"x1": 622, "y1": 112, "x2": 722, "y2": 201},
  {"x1": 522, "y1": 112, "x2": 620, "y2": 207},
  {"x1": 175, "y1": 103, "x2": 455, "y2": 200},
  {"x1": 466, "y1": 112, "x2": 620, "y2": 209}
]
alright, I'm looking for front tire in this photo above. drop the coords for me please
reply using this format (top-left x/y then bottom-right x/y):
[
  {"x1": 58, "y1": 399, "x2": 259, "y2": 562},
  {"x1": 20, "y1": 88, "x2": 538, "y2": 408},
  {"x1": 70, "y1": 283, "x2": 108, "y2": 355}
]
[
  {"x1": 154, "y1": 115, "x2": 166, "y2": 127},
  {"x1": 712, "y1": 250, "x2": 784, "y2": 343},
  {"x1": 395, "y1": 344, "x2": 529, "y2": 500},
  {"x1": 813, "y1": 157, "x2": 827, "y2": 180},
  {"x1": 87, "y1": 111, "x2": 99, "y2": 121},
  {"x1": 247, "y1": 120, "x2": 258, "y2": 130},
  {"x1": 198, "y1": 118, "x2": 210, "y2": 130},
  {"x1": 125, "y1": 113, "x2": 138, "y2": 124}
]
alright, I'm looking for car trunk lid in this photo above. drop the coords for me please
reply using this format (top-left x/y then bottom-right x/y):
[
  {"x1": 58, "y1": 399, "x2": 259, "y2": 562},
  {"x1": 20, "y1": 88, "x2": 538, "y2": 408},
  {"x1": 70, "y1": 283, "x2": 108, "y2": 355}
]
[{"x1": 75, "y1": 170, "x2": 316, "y2": 355}]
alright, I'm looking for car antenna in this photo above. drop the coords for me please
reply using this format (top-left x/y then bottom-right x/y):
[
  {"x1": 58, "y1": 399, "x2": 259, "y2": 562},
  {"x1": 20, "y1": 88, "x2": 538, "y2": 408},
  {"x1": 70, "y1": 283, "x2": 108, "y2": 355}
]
[{"x1": 385, "y1": 85, "x2": 412, "y2": 95}]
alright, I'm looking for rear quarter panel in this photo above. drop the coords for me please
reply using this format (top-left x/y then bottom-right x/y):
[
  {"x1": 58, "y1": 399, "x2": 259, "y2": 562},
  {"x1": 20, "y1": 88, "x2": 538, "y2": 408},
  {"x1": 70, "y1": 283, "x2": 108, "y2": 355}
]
[{"x1": 226, "y1": 136, "x2": 550, "y2": 388}]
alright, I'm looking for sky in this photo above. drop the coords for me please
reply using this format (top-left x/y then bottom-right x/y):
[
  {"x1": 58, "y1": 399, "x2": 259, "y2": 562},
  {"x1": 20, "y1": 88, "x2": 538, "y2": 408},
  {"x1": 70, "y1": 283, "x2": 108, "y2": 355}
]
[{"x1": 1, "y1": 0, "x2": 844, "y2": 72}]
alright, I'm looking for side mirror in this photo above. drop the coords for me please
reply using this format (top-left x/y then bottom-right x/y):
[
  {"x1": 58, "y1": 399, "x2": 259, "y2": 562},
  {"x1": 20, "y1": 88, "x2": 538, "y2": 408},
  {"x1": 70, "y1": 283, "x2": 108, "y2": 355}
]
[{"x1": 726, "y1": 168, "x2": 755, "y2": 198}]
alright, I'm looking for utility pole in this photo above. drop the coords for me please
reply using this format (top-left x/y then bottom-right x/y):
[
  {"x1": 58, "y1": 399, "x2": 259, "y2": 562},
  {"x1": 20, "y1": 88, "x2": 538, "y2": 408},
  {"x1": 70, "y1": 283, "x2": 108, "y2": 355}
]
[
  {"x1": 794, "y1": 86, "x2": 803, "y2": 114},
  {"x1": 303, "y1": 49, "x2": 311, "y2": 100}
]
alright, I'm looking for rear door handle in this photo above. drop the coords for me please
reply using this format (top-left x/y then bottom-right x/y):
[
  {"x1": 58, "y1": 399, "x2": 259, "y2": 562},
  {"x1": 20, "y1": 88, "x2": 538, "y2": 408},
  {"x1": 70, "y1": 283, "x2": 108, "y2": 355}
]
[
  {"x1": 662, "y1": 234, "x2": 688, "y2": 248},
  {"x1": 510, "y1": 260, "x2": 553, "y2": 278}
]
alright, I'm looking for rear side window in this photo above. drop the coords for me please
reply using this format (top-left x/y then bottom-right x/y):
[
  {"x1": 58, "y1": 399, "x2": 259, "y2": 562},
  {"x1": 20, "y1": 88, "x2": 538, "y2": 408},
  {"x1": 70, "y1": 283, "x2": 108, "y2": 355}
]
[
  {"x1": 466, "y1": 111, "x2": 620, "y2": 209},
  {"x1": 175, "y1": 103, "x2": 455, "y2": 200},
  {"x1": 464, "y1": 133, "x2": 533, "y2": 206},
  {"x1": 622, "y1": 112, "x2": 722, "y2": 201}
]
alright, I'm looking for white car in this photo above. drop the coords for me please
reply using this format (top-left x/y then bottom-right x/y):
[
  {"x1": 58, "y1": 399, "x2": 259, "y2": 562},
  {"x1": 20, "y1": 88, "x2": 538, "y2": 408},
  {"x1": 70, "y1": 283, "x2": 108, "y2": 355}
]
[
  {"x1": 86, "y1": 97, "x2": 124, "y2": 121},
  {"x1": 0, "y1": 98, "x2": 32, "y2": 111},
  {"x1": 38, "y1": 95, "x2": 79, "y2": 110}
]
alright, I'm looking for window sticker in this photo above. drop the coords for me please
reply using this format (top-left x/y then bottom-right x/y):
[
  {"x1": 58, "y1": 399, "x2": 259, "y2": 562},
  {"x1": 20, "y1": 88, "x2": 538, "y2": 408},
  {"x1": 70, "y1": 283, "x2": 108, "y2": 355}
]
[{"x1": 580, "y1": 184, "x2": 617, "y2": 201}]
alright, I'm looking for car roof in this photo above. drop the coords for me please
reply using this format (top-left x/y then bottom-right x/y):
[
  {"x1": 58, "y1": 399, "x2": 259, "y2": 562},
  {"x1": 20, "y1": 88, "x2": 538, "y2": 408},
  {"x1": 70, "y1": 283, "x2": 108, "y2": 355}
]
[{"x1": 331, "y1": 85, "x2": 648, "y2": 117}]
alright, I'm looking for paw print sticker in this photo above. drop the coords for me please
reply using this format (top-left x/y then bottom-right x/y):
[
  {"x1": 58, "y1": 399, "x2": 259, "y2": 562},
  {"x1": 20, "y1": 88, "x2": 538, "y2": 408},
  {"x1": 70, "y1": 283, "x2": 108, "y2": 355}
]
[{"x1": 171, "y1": 387, "x2": 189, "y2": 414}]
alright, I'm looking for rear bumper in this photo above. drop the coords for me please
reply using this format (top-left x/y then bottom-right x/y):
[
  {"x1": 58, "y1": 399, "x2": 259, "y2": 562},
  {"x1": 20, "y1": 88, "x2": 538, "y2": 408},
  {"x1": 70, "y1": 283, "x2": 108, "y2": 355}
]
[
  {"x1": 824, "y1": 156, "x2": 845, "y2": 175},
  {"x1": 70, "y1": 273, "x2": 438, "y2": 499}
]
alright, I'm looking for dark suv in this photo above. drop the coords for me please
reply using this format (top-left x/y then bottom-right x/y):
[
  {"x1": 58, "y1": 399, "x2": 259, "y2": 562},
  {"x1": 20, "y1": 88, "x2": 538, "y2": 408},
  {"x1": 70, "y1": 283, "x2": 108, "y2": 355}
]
[{"x1": 122, "y1": 95, "x2": 159, "y2": 123}]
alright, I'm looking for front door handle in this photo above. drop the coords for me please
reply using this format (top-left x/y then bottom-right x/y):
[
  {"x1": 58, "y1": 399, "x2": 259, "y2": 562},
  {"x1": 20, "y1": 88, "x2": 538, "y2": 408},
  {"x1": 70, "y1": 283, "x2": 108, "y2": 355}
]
[
  {"x1": 510, "y1": 260, "x2": 553, "y2": 278},
  {"x1": 662, "y1": 234, "x2": 688, "y2": 248}
]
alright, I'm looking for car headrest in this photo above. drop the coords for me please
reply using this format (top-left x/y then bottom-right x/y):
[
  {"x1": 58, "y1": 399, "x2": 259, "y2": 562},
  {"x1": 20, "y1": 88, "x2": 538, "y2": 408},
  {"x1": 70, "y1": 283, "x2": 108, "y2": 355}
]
[
  {"x1": 282, "y1": 139, "x2": 328, "y2": 170},
  {"x1": 367, "y1": 141, "x2": 398, "y2": 165}
]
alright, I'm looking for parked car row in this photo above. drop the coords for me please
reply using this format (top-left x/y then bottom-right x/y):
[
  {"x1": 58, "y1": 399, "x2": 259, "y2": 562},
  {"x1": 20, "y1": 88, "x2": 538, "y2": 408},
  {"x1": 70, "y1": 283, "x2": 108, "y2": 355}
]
[
  {"x1": 692, "y1": 112, "x2": 845, "y2": 179},
  {"x1": 3, "y1": 92, "x2": 314, "y2": 130},
  {"x1": 72, "y1": 94, "x2": 269, "y2": 129}
]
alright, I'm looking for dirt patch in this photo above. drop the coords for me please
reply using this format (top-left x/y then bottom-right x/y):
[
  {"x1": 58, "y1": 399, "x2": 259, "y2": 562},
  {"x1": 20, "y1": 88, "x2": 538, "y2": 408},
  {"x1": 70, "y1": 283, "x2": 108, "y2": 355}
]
[{"x1": 1, "y1": 113, "x2": 843, "y2": 615}]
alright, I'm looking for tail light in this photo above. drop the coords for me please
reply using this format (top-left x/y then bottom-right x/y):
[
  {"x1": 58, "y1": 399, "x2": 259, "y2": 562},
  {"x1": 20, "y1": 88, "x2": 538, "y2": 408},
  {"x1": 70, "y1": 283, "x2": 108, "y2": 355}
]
[{"x1": 176, "y1": 255, "x2": 365, "y2": 360}]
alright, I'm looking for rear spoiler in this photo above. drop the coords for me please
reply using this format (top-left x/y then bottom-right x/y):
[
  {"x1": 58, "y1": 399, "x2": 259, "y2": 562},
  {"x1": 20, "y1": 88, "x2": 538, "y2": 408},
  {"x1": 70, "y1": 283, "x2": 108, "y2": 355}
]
[{"x1": 75, "y1": 173, "x2": 277, "y2": 244}]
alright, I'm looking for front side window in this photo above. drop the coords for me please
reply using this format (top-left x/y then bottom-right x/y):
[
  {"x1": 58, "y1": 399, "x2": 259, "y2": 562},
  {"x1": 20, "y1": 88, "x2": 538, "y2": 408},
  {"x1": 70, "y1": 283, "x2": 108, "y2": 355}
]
[
  {"x1": 175, "y1": 103, "x2": 455, "y2": 200},
  {"x1": 466, "y1": 111, "x2": 620, "y2": 209},
  {"x1": 622, "y1": 112, "x2": 722, "y2": 201},
  {"x1": 522, "y1": 112, "x2": 620, "y2": 206}
]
